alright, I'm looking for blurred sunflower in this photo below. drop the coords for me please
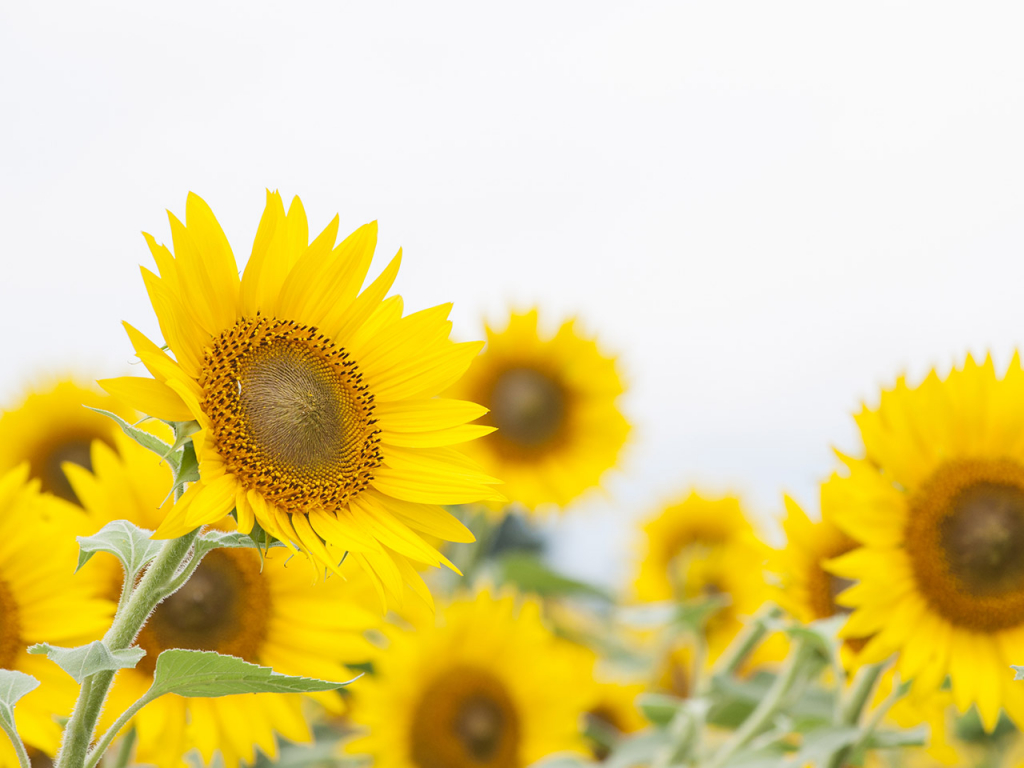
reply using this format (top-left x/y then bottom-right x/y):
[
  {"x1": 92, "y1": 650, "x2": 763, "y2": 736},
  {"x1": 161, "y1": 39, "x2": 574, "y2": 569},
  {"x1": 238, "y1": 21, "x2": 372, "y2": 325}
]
[
  {"x1": 635, "y1": 492, "x2": 778, "y2": 662},
  {"x1": 348, "y1": 590, "x2": 598, "y2": 768},
  {"x1": 775, "y1": 495, "x2": 858, "y2": 625},
  {"x1": 0, "y1": 379, "x2": 132, "y2": 502},
  {"x1": 0, "y1": 466, "x2": 113, "y2": 768},
  {"x1": 826, "y1": 354, "x2": 1024, "y2": 731},
  {"x1": 448, "y1": 309, "x2": 629, "y2": 510},
  {"x1": 101, "y1": 191, "x2": 502, "y2": 605},
  {"x1": 584, "y1": 681, "x2": 647, "y2": 761},
  {"x1": 68, "y1": 431, "x2": 380, "y2": 768}
]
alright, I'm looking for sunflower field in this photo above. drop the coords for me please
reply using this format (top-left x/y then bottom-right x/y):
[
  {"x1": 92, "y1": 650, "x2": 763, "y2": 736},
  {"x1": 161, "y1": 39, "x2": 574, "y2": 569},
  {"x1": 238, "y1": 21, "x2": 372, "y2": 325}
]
[{"x1": 0, "y1": 190, "x2": 1022, "y2": 768}]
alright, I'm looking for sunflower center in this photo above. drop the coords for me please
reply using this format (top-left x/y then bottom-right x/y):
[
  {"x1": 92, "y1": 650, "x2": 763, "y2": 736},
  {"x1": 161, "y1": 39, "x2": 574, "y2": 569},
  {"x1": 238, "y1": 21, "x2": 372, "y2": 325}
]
[
  {"x1": 200, "y1": 317, "x2": 382, "y2": 514},
  {"x1": 0, "y1": 579, "x2": 21, "y2": 670},
  {"x1": 586, "y1": 706, "x2": 624, "y2": 761},
  {"x1": 37, "y1": 437, "x2": 96, "y2": 503},
  {"x1": 488, "y1": 367, "x2": 565, "y2": 448},
  {"x1": 906, "y1": 459, "x2": 1024, "y2": 631},
  {"x1": 410, "y1": 666, "x2": 519, "y2": 768},
  {"x1": 135, "y1": 549, "x2": 268, "y2": 675}
]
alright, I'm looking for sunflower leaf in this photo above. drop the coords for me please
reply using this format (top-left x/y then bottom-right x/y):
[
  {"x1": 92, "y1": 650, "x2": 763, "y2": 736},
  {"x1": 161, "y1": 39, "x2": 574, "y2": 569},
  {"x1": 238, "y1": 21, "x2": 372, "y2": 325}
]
[
  {"x1": 148, "y1": 650, "x2": 357, "y2": 698},
  {"x1": 195, "y1": 529, "x2": 285, "y2": 558},
  {"x1": 27, "y1": 642, "x2": 146, "y2": 685},
  {"x1": 495, "y1": 553, "x2": 611, "y2": 601},
  {"x1": 0, "y1": 670, "x2": 39, "y2": 731},
  {"x1": 85, "y1": 407, "x2": 181, "y2": 473},
  {"x1": 76, "y1": 520, "x2": 163, "y2": 579}
]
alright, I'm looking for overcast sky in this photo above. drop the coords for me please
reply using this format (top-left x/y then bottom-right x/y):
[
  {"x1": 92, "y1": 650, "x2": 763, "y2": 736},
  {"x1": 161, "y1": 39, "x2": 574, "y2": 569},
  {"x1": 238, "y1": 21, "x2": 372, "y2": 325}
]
[{"x1": 3, "y1": 2, "x2": 1024, "y2": 586}]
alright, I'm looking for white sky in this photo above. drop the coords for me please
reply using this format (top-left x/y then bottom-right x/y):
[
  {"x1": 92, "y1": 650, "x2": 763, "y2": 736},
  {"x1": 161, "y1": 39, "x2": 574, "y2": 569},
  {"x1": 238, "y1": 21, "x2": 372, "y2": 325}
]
[{"x1": 3, "y1": 2, "x2": 1024, "y2": 587}]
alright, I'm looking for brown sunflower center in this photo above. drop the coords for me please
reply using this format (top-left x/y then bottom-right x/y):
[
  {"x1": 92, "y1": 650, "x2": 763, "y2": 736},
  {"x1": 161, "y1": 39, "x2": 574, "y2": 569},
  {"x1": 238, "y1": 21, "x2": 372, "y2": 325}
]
[
  {"x1": 806, "y1": 541, "x2": 858, "y2": 620},
  {"x1": 488, "y1": 367, "x2": 566, "y2": 449},
  {"x1": 0, "y1": 579, "x2": 21, "y2": 670},
  {"x1": 36, "y1": 436, "x2": 100, "y2": 503},
  {"x1": 200, "y1": 317, "x2": 382, "y2": 514},
  {"x1": 135, "y1": 549, "x2": 268, "y2": 675},
  {"x1": 906, "y1": 459, "x2": 1024, "y2": 631},
  {"x1": 410, "y1": 666, "x2": 520, "y2": 768},
  {"x1": 586, "y1": 706, "x2": 625, "y2": 761}
]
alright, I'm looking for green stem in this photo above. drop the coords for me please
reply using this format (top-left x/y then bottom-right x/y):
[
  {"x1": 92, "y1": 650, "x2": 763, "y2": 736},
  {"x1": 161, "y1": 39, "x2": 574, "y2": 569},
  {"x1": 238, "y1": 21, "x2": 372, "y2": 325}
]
[
  {"x1": 55, "y1": 530, "x2": 200, "y2": 768},
  {"x1": 826, "y1": 670, "x2": 905, "y2": 768},
  {"x1": 86, "y1": 696, "x2": 151, "y2": 768},
  {"x1": 707, "y1": 638, "x2": 808, "y2": 768},
  {"x1": 709, "y1": 603, "x2": 783, "y2": 682},
  {"x1": 0, "y1": 716, "x2": 32, "y2": 768},
  {"x1": 106, "y1": 726, "x2": 136, "y2": 768},
  {"x1": 836, "y1": 661, "x2": 888, "y2": 726}
]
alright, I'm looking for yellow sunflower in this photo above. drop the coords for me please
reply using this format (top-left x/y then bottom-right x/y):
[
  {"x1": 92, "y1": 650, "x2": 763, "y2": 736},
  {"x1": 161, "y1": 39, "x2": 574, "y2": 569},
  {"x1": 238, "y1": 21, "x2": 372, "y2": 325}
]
[
  {"x1": 100, "y1": 191, "x2": 502, "y2": 605},
  {"x1": 635, "y1": 492, "x2": 780, "y2": 663},
  {"x1": 66, "y1": 431, "x2": 381, "y2": 768},
  {"x1": 348, "y1": 590, "x2": 599, "y2": 768},
  {"x1": 447, "y1": 309, "x2": 629, "y2": 510},
  {"x1": 775, "y1": 495, "x2": 859, "y2": 625},
  {"x1": 0, "y1": 466, "x2": 114, "y2": 768},
  {"x1": 0, "y1": 379, "x2": 132, "y2": 503},
  {"x1": 584, "y1": 680, "x2": 647, "y2": 761},
  {"x1": 826, "y1": 354, "x2": 1024, "y2": 732}
]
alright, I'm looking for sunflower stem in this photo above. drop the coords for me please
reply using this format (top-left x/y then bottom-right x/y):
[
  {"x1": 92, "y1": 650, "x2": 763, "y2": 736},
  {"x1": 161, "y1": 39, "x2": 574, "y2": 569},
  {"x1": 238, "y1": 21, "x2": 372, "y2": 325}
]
[
  {"x1": 835, "y1": 660, "x2": 888, "y2": 726},
  {"x1": 706, "y1": 637, "x2": 808, "y2": 768},
  {"x1": 825, "y1": 669, "x2": 905, "y2": 768},
  {"x1": 0, "y1": 712, "x2": 32, "y2": 768},
  {"x1": 709, "y1": 603, "x2": 782, "y2": 683},
  {"x1": 55, "y1": 529, "x2": 200, "y2": 768},
  {"x1": 104, "y1": 726, "x2": 136, "y2": 768}
]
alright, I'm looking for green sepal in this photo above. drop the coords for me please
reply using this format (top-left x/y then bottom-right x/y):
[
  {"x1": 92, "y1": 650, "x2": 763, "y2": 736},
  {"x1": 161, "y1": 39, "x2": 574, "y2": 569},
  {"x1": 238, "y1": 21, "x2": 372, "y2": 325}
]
[
  {"x1": 195, "y1": 529, "x2": 284, "y2": 559},
  {"x1": 169, "y1": 442, "x2": 199, "y2": 499},
  {"x1": 77, "y1": 520, "x2": 163, "y2": 580},
  {"x1": 148, "y1": 650, "x2": 357, "y2": 698},
  {"x1": 85, "y1": 408, "x2": 180, "y2": 473},
  {"x1": 27, "y1": 642, "x2": 145, "y2": 685}
]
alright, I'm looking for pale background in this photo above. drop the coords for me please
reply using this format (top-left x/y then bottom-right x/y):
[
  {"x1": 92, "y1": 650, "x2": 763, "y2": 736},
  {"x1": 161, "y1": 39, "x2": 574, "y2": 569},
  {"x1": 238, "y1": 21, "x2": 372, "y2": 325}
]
[{"x1": 2, "y1": 2, "x2": 1023, "y2": 588}]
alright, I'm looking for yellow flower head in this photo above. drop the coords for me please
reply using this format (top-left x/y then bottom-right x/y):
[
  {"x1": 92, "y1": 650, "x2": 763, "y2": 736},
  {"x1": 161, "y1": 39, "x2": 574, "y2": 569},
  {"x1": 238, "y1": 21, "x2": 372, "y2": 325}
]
[
  {"x1": 102, "y1": 192, "x2": 502, "y2": 606},
  {"x1": 68, "y1": 431, "x2": 380, "y2": 768},
  {"x1": 775, "y1": 494, "x2": 859, "y2": 625},
  {"x1": 448, "y1": 309, "x2": 629, "y2": 511},
  {"x1": 0, "y1": 466, "x2": 113, "y2": 768},
  {"x1": 0, "y1": 379, "x2": 132, "y2": 503},
  {"x1": 825, "y1": 354, "x2": 1024, "y2": 732},
  {"x1": 635, "y1": 492, "x2": 776, "y2": 661},
  {"x1": 348, "y1": 590, "x2": 598, "y2": 768}
]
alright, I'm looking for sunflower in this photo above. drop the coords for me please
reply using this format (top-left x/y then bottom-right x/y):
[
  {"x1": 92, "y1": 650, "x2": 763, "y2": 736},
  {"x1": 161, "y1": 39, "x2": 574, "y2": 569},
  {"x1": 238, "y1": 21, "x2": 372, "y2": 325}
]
[
  {"x1": 66, "y1": 432, "x2": 381, "y2": 768},
  {"x1": 100, "y1": 191, "x2": 502, "y2": 605},
  {"x1": 447, "y1": 309, "x2": 629, "y2": 510},
  {"x1": 826, "y1": 354, "x2": 1024, "y2": 732},
  {"x1": 775, "y1": 495, "x2": 860, "y2": 625},
  {"x1": 0, "y1": 379, "x2": 132, "y2": 503},
  {"x1": 584, "y1": 681, "x2": 647, "y2": 761},
  {"x1": 347, "y1": 590, "x2": 598, "y2": 768},
  {"x1": 635, "y1": 492, "x2": 780, "y2": 663},
  {"x1": 0, "y1": 466, "x2": 114, "y2": 768}
]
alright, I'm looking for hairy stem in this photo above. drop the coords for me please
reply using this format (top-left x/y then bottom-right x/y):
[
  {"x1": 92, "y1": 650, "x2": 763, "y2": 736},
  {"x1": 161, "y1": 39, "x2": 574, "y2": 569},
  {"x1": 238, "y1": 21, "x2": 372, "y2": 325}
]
[
  {"x1": 0, "y1": 716, "x2": 32, "y2": 768},
  {"x1": 55, "y1": 530, "x2": 200, "y2": 768},
  {"x1": 709, "y1": 603, "x2": 783, "y2": 683},
  {"x1": 106, "y1": 726, "x2": 136, "y2": 768}
]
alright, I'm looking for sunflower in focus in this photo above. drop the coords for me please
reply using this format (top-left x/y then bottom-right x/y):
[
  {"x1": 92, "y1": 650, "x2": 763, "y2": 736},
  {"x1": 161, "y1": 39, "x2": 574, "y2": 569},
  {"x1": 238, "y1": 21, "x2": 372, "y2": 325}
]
[
  {"x1": 0, "y1": 466, "x2": 113, "y2": 768},
  {"x1": 635, "y1": 492, "x2": 777, "y2": 662},
  {"x1": 101, "y1": 192, "x2": 502, "y2": 605},
  {"x1": 348, "y1": 590, "x2": 598, "y2": 768},
  {"x1": 67, "y1": 431, "x2": 380, "y2": 768},
  {"x1": 0, "y1": 379, "x2": 132, "y2": 502},
  {"x1": 826, "y1": 354, "x2": 1024, "y2": 732},
  {"x1": 447, "y1": 309, "x2": 629, "y2": 510}
]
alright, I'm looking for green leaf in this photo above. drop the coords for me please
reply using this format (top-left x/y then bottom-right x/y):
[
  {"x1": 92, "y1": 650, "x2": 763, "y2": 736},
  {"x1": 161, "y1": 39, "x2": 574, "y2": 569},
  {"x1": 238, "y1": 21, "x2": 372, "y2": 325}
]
[
  {"x1": 495, "y1": 553, "x2": 611, "y2": 600},
  {"x1": 0, "y1": 670, "x2": 39, "y2": 731},
  {"x1": 635, "y1": 693, "x2": 683, "y2": 727},
  {"x1": 27, "y1": 642, "x2": 145, "y2": 685},
  {"x1": 195, "y1": 529, "x2": 285, "y2": 559},
  {"x1": 795, "y1": 725, "x2": 860, "y2": 765},
  {"x1": 77, "y1": 520, "x2": 164, "y2": 579},
  {"x1": 149, "y1": 650, "x2": 356, "y2": 698},
  {"x1": 86, "y1": 408, "x2": 180, "y2": 473},
  {"x1": 865, "y1": 725, "x2": 928, "y2": 749}
]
